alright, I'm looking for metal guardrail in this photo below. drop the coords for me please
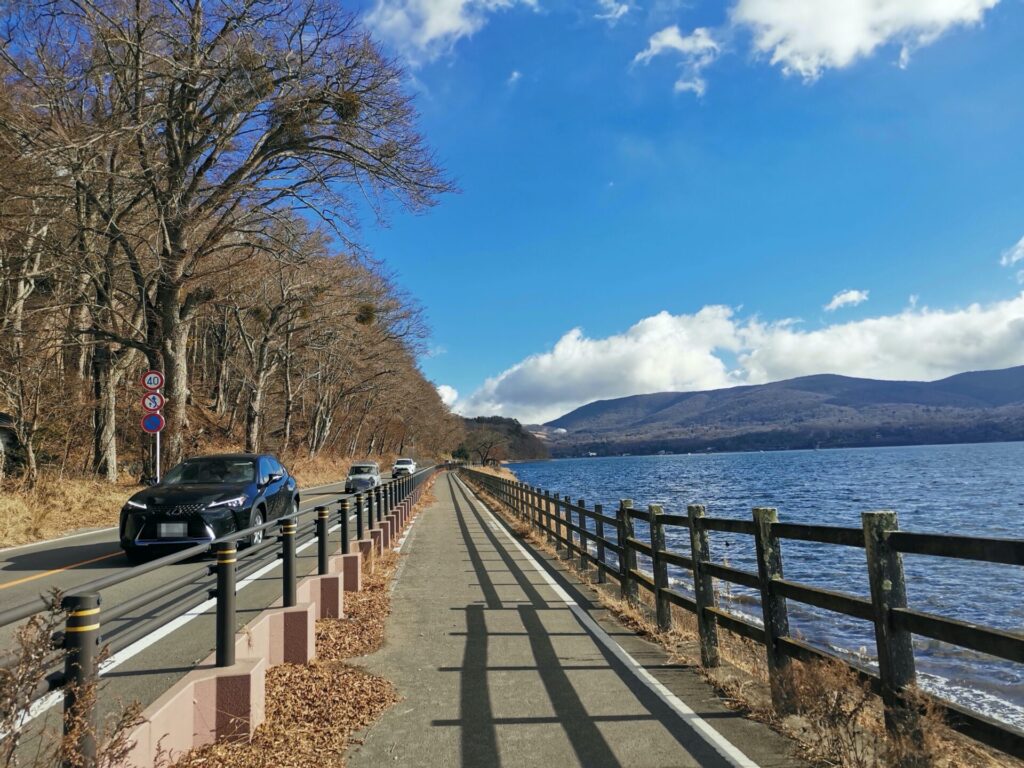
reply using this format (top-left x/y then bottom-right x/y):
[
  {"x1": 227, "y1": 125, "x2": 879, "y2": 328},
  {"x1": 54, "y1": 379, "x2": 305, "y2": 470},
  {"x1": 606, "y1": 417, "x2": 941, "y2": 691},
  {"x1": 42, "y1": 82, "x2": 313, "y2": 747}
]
[
  {"x1": 1, "y1": 465, "x2": 440, "y2": 766},
  {"x1": 459, "y1": 467, "x2": 1024, "y2": 761}
]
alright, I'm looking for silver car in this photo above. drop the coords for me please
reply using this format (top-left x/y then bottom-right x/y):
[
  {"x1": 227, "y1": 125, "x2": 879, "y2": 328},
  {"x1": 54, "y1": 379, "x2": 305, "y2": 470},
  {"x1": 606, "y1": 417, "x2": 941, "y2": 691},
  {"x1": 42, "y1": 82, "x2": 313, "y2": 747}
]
[{"x1": 345, "y1": 461, "x2": 381, "y2": 493}]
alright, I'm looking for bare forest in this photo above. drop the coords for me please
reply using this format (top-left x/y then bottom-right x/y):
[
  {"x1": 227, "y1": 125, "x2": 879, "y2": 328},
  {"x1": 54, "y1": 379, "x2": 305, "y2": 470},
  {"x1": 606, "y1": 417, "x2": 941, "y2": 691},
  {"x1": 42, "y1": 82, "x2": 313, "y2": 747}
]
[{"x1": 0, "y1": 0, "x2": 463, "y2": 498}]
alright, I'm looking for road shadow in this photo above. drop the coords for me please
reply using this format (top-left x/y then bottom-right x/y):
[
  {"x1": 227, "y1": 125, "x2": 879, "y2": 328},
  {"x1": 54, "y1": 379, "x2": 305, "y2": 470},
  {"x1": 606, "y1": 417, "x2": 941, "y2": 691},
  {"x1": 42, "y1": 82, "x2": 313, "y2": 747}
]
[{"x1": 1, "y1": 541, "x2": 128, "y2": 574}]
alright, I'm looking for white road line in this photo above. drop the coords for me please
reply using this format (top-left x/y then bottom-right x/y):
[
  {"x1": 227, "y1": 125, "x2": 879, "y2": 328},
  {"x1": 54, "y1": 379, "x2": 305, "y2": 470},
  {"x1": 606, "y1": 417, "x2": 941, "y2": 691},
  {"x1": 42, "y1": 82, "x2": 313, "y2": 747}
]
[{"x1": 451, "y1": 474, "x2": 760, "y2": 768}]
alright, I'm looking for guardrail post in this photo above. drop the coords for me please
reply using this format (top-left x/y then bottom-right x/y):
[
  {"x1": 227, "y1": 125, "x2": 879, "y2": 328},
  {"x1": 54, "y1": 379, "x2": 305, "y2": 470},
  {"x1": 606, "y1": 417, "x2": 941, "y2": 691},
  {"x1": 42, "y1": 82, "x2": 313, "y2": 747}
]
[
  {"x1": 281, "y1": 517, "x2": 297, "y2": 607},
  {"x1": 619, "y1": 500, "x2": 637, "y2": 603},
  {"x1": 367, "y1": 488, "x2": 376, "y2": 527},
  {"x1": 578, "y1": 499, "x2": 589, "y2": 572},
  {"x1": 649, "y1": 505, "x2": 671, "y2": 632},
  {"x1": 316, "y1": 506, "x2": 330, "y2": 576},
  {"x1": 355, "y1": 493, "x2": 365, "y2": 540},
  {"x1": 375, "y1": 486, "x2": 384, "y2": 524},
  {"x1": 215, "y1": 541, "x2": 237, "y2": 668},
  {"x1": 62, "y1": 592, "x2": 100, "y2": 768},
  {"x1": 753, "y1": 507, "x2": 793, "y2": 712},
  {"x1": 595, "y1": 503, "x2": 607, "y2": 584},
  {"x1": 339, "y1": 498, "x2": 350, "y2": 554},
  {"x1": 687, "y1": 504, "x2": 720, "y2": 668},
  {"x1": 863, "y1": 511, "x2": 922, "y2": 751}
]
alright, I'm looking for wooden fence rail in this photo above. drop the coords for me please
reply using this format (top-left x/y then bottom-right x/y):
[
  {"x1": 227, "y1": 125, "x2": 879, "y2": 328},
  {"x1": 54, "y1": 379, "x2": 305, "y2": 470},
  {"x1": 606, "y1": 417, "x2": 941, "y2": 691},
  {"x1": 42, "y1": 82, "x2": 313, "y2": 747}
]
[{"x1": 459, "y1": 466, "x2": 1024, "y2": 761}]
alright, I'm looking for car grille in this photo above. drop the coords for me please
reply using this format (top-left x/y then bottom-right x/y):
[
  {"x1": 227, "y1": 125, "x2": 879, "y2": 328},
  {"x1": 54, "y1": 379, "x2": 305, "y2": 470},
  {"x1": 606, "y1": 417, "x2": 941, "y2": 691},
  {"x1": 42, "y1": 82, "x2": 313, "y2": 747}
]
[{"x1": 150, "y1": 503, "x2": 205, "y2": 516}]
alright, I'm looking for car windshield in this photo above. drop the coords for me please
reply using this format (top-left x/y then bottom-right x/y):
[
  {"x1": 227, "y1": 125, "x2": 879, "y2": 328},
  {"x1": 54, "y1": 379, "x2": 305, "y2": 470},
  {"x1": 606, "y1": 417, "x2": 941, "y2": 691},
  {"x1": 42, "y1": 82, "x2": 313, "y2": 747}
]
[
  {"x1": 163, "y1": 458, "x2": 255, "y2": 485},
  {"x1": 396, "y1": 460, "x2": 413, "y2": 465},
  {"x1": 349, "y1": 465, "x2": 375, "y2": 476}
]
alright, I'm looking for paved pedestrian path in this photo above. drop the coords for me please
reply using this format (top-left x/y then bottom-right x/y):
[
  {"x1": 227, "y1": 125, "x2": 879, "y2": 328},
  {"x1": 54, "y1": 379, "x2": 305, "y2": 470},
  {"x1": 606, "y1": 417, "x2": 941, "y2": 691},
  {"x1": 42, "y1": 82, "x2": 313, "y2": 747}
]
[{"x1": 348, "y1": 472, "x2": 806, "y2": 768}]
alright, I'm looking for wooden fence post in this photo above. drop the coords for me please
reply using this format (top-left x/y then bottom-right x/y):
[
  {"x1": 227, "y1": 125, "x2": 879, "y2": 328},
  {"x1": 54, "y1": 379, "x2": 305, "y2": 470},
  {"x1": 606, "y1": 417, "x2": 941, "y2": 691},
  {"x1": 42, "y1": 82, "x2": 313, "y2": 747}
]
[
  {"x1": 563, "y1": 495, "x2": 573, "y2": 558},
  {"x1": 687, "y1": 504, "x2": 720, "y2": 668},
  {"x1": 578, "y1": 499, "x2": 589, "y2": 573},
  {"x1": 753, "y1": 507, "x2": 793, "y2": 713},
  {"x1": 863, "y1": 511, "x2": 922, "y2": 752},
  {"x1": 649, "y1": 504, "x2": 671, "y2": 632},
  {"x1": 595, "y1": 503, "x2": 606, "y2": 584},
  {"x1": 544, "y1": 490, "x2": 554, "y2": 544},
  {"x1": 619, "y1": 500, "x2": 638, "y2": 603}
]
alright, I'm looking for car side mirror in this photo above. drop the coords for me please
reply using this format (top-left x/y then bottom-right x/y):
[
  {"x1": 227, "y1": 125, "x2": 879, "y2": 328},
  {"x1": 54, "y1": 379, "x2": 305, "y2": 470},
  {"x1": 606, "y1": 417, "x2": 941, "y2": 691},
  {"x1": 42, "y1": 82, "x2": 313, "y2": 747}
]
[{"x1": 268, "y1": 472, "x2": 283, "y2": 484}]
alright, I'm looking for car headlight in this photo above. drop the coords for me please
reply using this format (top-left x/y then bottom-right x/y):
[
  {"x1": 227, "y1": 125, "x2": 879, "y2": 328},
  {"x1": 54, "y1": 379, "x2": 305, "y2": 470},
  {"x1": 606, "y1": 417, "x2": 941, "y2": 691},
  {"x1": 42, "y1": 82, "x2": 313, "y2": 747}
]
[
  {"x1": 125, "y1": 499, "x2": 147, "y2": 510},
  {"x1": 207, "y1": 495, "x2": 248, "y2": 509}
]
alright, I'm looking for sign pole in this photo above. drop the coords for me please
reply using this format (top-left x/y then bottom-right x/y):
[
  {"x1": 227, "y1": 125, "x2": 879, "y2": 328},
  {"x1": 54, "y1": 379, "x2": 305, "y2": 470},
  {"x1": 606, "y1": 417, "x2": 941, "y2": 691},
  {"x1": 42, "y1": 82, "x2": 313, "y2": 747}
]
[{"x1": 155, "y1": 431, "x2": 161, "y2": 483}]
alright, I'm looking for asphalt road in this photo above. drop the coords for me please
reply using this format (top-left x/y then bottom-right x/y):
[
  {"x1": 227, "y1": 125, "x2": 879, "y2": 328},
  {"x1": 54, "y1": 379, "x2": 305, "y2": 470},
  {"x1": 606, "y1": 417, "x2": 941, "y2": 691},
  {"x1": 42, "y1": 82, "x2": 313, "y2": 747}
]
[{"x1": 1, "y1": 472, "x2": 404, "y2": 760}]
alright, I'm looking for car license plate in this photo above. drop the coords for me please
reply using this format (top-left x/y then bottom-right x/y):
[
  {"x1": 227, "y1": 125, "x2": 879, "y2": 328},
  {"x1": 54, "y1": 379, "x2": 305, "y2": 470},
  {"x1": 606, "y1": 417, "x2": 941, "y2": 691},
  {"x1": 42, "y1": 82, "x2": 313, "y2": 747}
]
[{"x1": 159, "y1": 522, "x2": 188, "y2": 538}]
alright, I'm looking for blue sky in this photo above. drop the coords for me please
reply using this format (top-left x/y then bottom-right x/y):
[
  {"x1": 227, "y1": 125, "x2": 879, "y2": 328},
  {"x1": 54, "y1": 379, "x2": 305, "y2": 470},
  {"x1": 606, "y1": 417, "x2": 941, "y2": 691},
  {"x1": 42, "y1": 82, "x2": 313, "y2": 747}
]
[{"x1": 351, "y1": 0, "x2": 1024, "y2": 423}]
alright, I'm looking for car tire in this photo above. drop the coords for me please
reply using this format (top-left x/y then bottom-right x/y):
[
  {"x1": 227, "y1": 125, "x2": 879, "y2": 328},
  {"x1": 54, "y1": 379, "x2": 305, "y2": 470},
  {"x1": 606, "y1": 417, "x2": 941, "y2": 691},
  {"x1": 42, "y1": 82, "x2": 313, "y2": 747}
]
[
  {"x1": 125, "y1": 548, "x2": 149, "y2": 565},
  {"x1": 247, "y1": 509, "x2": 265, "y2": 548}
]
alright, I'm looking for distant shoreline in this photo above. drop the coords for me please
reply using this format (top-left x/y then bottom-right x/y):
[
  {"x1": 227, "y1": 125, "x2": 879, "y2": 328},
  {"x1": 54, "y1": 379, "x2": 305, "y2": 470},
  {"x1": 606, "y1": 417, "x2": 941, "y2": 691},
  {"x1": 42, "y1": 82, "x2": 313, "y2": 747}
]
[{"x1": 512, "y1": 437, "x2": 1024, "y2": 463}]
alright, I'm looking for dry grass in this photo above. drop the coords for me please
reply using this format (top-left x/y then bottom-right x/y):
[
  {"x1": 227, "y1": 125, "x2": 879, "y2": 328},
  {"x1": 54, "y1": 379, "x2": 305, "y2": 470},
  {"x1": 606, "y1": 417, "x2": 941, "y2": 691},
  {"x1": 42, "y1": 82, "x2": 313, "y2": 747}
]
[
  {"x1": 465, "y1": 474, "x2": 1023, "y2": 768},
  {"x1": 0, "y1": 478, "x2": 142, "y2": 547},
  {"x1": 470, "y1": 464, "x2": 519, "y2": 482},
  {"x1": 0, "y1": 596, "x2": 144, "y2": 768}
]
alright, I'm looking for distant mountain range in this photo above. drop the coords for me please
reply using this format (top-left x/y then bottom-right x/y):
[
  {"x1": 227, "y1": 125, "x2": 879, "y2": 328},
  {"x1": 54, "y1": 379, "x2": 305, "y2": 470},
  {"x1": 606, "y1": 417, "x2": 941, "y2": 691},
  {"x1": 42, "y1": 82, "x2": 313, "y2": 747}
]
[{"x1": 539, "y1": 366, "x2": 1024, "y2": 456}]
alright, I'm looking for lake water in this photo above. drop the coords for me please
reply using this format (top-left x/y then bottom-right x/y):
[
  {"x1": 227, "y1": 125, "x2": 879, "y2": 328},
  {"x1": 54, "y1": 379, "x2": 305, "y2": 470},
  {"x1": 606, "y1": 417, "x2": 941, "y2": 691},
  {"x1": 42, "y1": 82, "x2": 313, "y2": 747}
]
[{"x1": 511, "y1": 442, "x2": 1024, "y2": 729}]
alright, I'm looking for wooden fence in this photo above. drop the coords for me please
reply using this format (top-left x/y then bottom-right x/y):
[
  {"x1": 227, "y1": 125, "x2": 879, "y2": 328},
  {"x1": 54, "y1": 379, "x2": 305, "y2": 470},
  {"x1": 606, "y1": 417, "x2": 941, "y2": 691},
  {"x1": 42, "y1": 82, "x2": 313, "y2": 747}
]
[{"x1": 459, "y1": 467, "x2": 1024, "y2": 760}]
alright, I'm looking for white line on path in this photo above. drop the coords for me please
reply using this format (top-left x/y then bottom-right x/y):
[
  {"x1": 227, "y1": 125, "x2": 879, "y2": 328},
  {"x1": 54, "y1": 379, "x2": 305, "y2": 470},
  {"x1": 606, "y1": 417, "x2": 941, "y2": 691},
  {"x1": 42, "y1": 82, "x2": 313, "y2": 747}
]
[{"x1": 450, "y1": 474, "x2": 760, "y2": 768}]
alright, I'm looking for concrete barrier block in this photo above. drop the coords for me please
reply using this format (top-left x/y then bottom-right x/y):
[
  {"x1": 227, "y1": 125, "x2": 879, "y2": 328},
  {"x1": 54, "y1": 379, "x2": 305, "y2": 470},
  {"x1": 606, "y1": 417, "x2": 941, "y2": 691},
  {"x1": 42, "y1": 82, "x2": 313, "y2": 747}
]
[
  {"x1": 333, "y1": 552, "x2": 363, "y2": 592},
  {"x1": 370, "y1": 528, "x2": 383, "y2": 555},
  {"x1": 298, "y1": 574, "x2": 344, "y2": 619},
  {"x1": 124, "y1": 657, "x2": 267, "y2": 767},
  {"x1": 358, "y1": 538, "x2": 373, "y2": 559}
]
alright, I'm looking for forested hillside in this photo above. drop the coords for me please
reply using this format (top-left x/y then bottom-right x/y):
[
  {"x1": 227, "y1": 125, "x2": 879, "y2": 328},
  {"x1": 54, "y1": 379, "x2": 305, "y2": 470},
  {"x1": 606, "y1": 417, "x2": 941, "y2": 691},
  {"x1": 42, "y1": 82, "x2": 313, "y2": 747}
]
[
  {"x1": 546, "y1": 367, "x2": 1024, "y2": 455},
  {"x1": 457, "y1": 417, "x2": 549, "y2": 462},
  {"x1": 0, "y1": 1, "x2": 461, "y2": 488}
]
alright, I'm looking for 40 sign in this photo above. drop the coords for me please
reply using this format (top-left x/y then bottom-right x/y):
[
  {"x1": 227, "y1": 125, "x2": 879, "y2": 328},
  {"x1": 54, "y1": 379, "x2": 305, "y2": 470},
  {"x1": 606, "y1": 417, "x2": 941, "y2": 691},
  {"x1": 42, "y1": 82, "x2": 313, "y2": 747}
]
[{"x1": 141, "y1": 370, "x2": 164, "y2": 391}]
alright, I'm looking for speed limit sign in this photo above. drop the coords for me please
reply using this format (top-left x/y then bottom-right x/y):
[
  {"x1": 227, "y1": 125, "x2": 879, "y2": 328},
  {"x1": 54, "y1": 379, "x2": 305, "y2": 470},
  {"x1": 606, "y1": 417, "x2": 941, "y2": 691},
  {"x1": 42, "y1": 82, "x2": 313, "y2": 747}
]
[{"x1": 141, "y1": 370, "x2": 164, "y2": 390}]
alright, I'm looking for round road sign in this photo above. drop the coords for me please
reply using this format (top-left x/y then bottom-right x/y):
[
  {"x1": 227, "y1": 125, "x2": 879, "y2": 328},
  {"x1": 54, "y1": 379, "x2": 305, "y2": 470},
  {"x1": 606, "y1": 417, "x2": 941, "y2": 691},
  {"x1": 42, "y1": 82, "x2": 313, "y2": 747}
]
[
  {"x1": 142, "y1": 392, "x2": 165, "y2": 412},
  {"x1": 141, "y1": 370, "x2": 164, "y2": 390},
  {"x1": 141, "y1": 413, "x2": 165, "y2": 434}
]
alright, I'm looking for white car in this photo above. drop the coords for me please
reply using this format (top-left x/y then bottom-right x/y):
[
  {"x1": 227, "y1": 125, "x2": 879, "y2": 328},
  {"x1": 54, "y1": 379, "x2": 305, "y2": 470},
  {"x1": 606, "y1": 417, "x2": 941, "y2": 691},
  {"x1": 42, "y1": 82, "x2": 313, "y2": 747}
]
[
  {"x1": 391, "y1": 458, "x2": 417, "y2": 477},
  {"x1": 345, "y1": 462, "x2": 381, "y2": 493}
]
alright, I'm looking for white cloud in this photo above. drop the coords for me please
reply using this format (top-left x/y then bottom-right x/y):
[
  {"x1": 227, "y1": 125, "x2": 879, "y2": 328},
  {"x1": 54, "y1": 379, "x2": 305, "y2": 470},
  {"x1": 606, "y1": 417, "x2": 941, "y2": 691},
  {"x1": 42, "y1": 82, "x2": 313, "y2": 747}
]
[
  {"x1": 454, "y1": 294, "x2": 1024, "y2": 423},
  {"x1": 596, "y1": 0, "x2": 630, "y2": 25},
  {"x1": 1000, "y1": 235, "x2": 1024, "y2": 267},
  {"x1": 436, "y1": 384, "x2": 460, "y2": 407},
  {"x1": 633, "y1": 26, "x2": 720, "y2": 96},
  {"x1": 507, "y1": 69, "x2": 522, "y2": 86},
  {"x1": 824, "y1": 288, "x2": 869, "y2": 312},
  {"x1": 731, "y1": 0, "x2": 1000, "y2": 80},
  {"x1": 366, "y1": 0, "x2": 536, "y2": 61}
]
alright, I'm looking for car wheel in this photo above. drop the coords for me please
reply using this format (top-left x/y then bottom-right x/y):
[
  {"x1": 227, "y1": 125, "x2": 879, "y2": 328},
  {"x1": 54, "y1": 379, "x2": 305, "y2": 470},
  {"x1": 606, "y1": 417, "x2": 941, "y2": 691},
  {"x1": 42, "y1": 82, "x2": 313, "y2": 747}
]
[
  {"x1": 248, "y1": 509, "x2": 265, "y2": 548},
  {"x1": 125, "y1": 548, "x2": 149, "y2": 565}
]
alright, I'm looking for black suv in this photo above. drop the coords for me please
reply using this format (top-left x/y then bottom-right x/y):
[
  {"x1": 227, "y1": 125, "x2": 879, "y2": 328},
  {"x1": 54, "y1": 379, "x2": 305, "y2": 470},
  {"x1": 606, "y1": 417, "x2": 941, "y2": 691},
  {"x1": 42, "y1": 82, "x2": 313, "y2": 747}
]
[{"x1": 120, "y1": 453, "x2": 299, "y2": 563}]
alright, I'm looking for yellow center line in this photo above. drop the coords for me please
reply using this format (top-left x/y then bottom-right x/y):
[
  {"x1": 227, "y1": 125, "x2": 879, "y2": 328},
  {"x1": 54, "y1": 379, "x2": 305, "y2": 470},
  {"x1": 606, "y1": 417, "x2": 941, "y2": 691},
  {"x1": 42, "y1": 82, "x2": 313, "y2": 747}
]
[{"x1": 0, "y1": 550, "x2": 123, "y2": 591}]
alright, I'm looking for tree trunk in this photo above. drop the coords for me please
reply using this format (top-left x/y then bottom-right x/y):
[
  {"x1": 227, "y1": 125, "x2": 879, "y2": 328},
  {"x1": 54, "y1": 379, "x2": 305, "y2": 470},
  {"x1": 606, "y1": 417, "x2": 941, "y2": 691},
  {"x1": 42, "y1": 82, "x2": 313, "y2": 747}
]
[{"x1": 91, "y1": 346, "x2": 118, "y2": 481}]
